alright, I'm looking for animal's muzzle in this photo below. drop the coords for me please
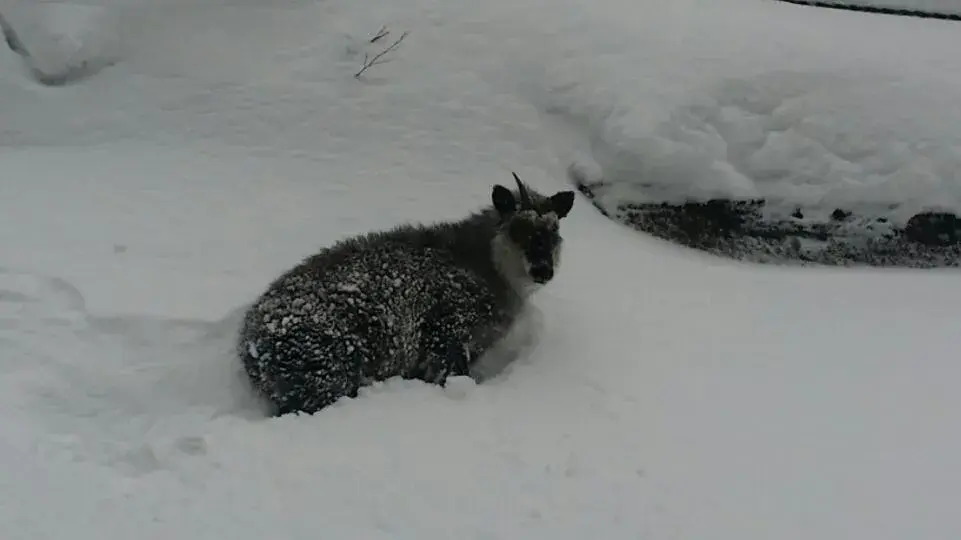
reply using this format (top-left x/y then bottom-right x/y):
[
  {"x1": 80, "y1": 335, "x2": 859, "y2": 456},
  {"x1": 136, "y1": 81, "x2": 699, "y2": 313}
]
[{"x1": 529, "y1": 263, "x2": 554, "y2": 284}]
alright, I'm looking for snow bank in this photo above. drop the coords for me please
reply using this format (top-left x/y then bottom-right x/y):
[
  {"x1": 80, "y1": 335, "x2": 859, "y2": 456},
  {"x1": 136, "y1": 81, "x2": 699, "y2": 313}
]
[
  {"x1": 0, "y1": 1, "x2": 120, "y2": 85},
  {"x1": 518, "y1": 0, "x2": 961, "y2": 265},
  {"x1": 520, "y1": 0, "x2": 961, "y2": 215}
]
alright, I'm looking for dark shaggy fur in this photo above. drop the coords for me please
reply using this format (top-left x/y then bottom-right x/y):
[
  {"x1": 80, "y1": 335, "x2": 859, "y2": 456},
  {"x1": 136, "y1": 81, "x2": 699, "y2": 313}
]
[{"x1": 238, "y1": 176, "x2": 575, "y2": 415}]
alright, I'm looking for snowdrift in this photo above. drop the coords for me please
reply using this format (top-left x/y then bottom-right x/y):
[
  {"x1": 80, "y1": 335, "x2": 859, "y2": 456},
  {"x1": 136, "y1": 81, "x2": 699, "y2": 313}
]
[
  {"x1": 0, "y1": 2, "x2": 119, "y2": 85},
  {"x1": 2, "y1": 0, "x2": 961, "y2": 539},
  {"x1": 527, "y1": 0, "x2": 961, "y2": 266}
]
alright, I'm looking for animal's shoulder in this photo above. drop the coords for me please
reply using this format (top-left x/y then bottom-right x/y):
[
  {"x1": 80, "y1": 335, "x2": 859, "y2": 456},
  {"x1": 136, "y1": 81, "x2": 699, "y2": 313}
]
[{"x1": 267, "y1": 221, "x2": 500, "y2": 301}]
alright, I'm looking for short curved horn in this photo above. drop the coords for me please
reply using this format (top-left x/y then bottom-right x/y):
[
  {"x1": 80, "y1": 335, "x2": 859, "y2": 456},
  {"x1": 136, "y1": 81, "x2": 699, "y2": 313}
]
[{"x1": 512, "y1": 172, "x2": 532, "y2": 209}]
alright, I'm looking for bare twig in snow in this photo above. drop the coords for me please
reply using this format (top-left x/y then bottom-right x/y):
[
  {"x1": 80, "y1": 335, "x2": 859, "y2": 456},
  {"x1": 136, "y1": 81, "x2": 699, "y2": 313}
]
[
  {"x1": 369, "y1": 25, "x2": 390, "y2": 44},
  {"x1": 355, "y1": 29, "x2": 410, "y2": 78}
]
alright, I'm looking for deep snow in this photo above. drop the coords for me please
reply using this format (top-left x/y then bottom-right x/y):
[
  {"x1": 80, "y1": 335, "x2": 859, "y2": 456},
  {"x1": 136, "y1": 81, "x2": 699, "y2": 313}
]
[
  {"x1": 538, "y1": 0, "x2": 961, "y2": 265},
  {"x1": 2, "y1": 0, "x2": 961, "y2": 539}
]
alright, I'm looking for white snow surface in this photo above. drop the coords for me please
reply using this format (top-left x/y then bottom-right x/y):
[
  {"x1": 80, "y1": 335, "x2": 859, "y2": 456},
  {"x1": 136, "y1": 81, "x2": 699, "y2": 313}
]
[{"x1": 2, "y1": 0, "x2": 961, "y2": 539}]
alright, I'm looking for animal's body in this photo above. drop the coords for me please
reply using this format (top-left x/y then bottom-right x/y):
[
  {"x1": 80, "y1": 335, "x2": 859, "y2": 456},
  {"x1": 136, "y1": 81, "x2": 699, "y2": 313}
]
[{"x1": 237, "y1": 174, "x2": 575, "y2": 415}]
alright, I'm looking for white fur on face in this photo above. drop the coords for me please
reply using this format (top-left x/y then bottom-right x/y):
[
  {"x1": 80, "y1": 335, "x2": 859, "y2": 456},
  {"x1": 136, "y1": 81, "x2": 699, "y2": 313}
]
[
  {"x1": 491, "y1": 232, "x2": 539, "y2": 296},
  {"x1": 552, "y1": 237, "x2": 563, "y2": 272}
]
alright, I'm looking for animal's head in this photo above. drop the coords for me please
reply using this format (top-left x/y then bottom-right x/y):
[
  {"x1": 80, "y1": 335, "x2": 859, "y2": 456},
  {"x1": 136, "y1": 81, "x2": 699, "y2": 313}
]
[{"x1": 491, "y1": 172, "x2": 575, "y2": 289}]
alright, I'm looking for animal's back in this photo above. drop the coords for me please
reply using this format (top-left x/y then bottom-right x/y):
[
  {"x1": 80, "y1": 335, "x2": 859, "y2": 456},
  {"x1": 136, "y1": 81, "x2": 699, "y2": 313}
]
[{"x1": 238, "y1": 225, "x2": 512, "y2": 415}]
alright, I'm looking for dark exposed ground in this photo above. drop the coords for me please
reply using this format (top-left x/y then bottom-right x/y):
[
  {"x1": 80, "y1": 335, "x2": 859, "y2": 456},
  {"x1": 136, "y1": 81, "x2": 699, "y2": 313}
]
[{"x1": 574, "y1": 180, "x2": 961, "y2": 268}]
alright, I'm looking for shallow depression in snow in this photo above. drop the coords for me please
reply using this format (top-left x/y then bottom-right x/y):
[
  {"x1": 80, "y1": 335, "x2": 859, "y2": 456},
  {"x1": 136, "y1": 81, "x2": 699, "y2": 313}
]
[{"x1": 0, "y1": 267, "x2": 265, "y2": 471}]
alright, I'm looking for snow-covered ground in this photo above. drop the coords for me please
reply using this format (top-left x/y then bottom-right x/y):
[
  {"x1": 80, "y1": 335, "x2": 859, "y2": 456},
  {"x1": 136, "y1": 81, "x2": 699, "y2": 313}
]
[{"x1": 3, "y1": 0, "x2": 961, "y2": 538}]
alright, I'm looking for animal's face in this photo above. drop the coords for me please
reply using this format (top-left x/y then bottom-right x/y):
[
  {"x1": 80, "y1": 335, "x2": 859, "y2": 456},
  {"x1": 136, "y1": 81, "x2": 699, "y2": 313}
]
[{"x1": 491, "y1": 173, "x2": 575, "y2": 288}]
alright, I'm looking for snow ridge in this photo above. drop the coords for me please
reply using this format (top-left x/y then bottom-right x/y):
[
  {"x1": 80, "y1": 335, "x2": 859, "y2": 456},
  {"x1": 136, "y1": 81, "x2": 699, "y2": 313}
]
[{"x1": 545, "y1": 67, "x2": 961, "y2": 266}]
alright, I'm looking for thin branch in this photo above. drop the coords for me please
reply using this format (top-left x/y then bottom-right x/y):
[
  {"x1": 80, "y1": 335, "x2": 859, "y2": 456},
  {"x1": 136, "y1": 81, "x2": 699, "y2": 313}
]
[
  {"x1": 369, "y1": 25, "x2": 390, "y2": 44},
  {"x1": 354, "y1": 29, "x2": 410, "y2": 78}
]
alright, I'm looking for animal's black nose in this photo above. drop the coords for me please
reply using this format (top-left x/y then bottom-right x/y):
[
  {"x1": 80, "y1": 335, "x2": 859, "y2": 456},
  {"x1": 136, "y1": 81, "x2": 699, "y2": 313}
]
[{"x1": 530, "y1": 264, "x2": 554, "y2": 284}]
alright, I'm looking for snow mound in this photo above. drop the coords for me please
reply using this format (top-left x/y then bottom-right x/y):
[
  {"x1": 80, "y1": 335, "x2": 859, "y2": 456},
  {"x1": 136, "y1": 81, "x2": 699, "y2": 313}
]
[
  {"x1": 0, "y1": 2, "x2": 120, "y2": 85},
  {"x1": 570, "y1": 70, "x2": 961, "y2": 219},
  {"x1": 526, "y1": 0, "x2": 961, "y2": 265}
]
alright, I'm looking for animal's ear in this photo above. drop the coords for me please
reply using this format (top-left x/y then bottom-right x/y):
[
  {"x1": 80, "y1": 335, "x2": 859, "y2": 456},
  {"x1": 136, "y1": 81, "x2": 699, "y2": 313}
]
[
  {"x1": 549, "y1": 191, "x2": 575, "y2": 219},
  {"x1": 492, "y1": 184, "x2": 516, "y2": 216}
]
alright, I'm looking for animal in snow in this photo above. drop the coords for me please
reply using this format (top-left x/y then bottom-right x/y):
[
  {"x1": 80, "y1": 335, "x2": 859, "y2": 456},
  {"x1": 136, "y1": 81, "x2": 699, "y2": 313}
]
[{"x1": 237, "y1": 172, "x2": 576, "y2": 415}]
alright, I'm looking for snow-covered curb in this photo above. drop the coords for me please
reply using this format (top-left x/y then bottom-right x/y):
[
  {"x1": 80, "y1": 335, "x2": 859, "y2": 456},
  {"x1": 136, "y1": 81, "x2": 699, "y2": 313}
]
[
  {"x1": 574, "y1": 165, "x2": 961, "y2": 267},
  {"x1": 528, "y1": 1, "x2": 961, "y2": 267}
]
